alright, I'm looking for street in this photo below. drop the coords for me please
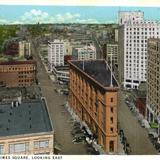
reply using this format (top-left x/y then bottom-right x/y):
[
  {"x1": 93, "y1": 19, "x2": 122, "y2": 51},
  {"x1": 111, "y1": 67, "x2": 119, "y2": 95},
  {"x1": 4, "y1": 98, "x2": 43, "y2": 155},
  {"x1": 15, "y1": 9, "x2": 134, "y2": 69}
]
[
  {"x1": 32, "y1": 42, "x2": 88, "y2": 154},
  {"x1": 118, "y1": 90, "x2": 157, "y2": 154}
]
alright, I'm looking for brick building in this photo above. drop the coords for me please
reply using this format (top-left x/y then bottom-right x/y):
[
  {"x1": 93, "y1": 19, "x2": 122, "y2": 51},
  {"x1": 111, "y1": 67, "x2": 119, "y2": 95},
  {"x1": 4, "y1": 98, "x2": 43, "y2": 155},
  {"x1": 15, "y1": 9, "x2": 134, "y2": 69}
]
[
  {"x1": 0, "y1": 60, "x2": 36, "y2": 87},
  {"x1": 68, "y1": 60, "x2": 119, "y2": 153},
  {"x1": 0, "y1": 99, "x2": 54, "y2": 154}
]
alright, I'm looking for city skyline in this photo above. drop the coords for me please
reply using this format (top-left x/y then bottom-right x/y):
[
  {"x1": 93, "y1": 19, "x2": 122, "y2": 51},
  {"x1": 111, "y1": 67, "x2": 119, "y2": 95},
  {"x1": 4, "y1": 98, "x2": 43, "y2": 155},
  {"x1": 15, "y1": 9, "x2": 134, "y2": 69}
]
[{"x1": 0, "y1": 6, "x2": 160, "y2": 24}]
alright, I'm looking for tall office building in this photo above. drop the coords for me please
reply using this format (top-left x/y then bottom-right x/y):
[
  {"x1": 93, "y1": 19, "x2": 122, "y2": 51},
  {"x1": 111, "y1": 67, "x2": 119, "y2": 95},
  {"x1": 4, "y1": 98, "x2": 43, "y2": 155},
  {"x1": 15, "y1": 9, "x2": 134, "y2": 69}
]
[
  {"x1": 146, "y1": 39, "x2": 160, "y2": 130},
  {"x1": 68, "y1": 60, "x2": 119, "y2": 153},
  {"x1": 119, "y1": 11, "x2": 160, "y2": 89},
  {"x1": 48, "y1": 40, "x2": 64, "y2": 71}
]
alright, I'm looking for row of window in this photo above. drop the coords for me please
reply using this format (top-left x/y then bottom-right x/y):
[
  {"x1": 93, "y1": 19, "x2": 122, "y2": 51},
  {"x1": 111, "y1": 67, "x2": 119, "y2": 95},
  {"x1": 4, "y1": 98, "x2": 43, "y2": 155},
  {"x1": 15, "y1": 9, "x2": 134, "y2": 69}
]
[
  {"x1": 126, "y1": 31, "x2": 159, "y2": 35},
  {"x1": 0, "y1": 140, "x2": 49, "y2": 154},
  {"x1": 19, "y1": 79, "x2": 33, "y2": 83},
  {"x1": 126, "y1": 27, "x2": 158, "y2": 31}
]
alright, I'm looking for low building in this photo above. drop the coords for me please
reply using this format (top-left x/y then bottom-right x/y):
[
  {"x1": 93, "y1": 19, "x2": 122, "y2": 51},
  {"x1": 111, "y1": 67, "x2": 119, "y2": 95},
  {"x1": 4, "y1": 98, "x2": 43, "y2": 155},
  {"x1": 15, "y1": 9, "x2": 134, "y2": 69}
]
[
  {"x1": 73, "y1": 45, "x2": 96, "y2": 61},
  {"x1": 68, "y1": 60, "x2": 119, "y2": 154},
  {"x1": 52, "y1": 65, "x2": 69, "y2": 83},
  {"x1": 0, "y1": 60, "x2": 36, "y2": 87},
  {"x1": 136, "y1": 97, "x2": 146, "y2": 117},
  {"x1": 3, "y1": 38, "x2": 19, "y2": 56},
  {"x1": 126, "y1": 83, "x2": 146, "y2": 117},
  {"x1": 64, "y1": 55, "x2": 72, "y2": 65},
  {"x1": 0, "y1": 99, "x2": 54, "y2": 154}
]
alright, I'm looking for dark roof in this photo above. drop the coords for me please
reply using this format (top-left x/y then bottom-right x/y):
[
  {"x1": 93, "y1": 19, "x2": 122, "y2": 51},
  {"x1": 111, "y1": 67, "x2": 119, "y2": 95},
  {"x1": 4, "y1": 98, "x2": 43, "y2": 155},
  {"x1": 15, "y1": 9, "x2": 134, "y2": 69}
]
[
  {"x1": 0, "y1": 60, "x2": 36, "y2": 65},
  {"x1": 71, "y1": 60, "x2": 118, "y2": 88},
  {"x1": 0, "y1": 99, "x2": 53, "y2": 137}
]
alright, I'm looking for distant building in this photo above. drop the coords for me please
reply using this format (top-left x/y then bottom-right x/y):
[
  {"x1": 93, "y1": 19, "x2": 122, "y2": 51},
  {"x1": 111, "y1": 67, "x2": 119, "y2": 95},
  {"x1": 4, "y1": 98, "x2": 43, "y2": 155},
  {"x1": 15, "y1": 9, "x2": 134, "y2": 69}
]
[
  {"x1": 73, "y1": 45, "x2": 96, "y2": 61},
  {"x1": 19, "y1": 41, "x2": 31, "y2": 57},
  {"x1": 115, "y1": 29, "x2": 118, "y2": 42},
  {"x1": 0, "y1": 99, "x2": 54, "y2": 154},
  {"x1": 68, "y1": 60, "x2": 119, "y2": 153},
  {"x1": 0, "y1": 60, "x2": 36, "y2": 87},
  {"x1": 64, "y1": 40, "x2": 72, "y2": 55},
  {"x1": 48, "y1": 40, "x2": 64, "y2": 71},
  {"x1": 106, "y1": 43, "x2": 118, "y2": 67},
  {"x1": 3, "y1": 39, "x2": 19, "y2": 56},
  {"x1": 146, "y1": 39, "x2": 160, "y2": 128},
  {"x1": 118, "y1": 11, "x2": 160, "y2": 89}
]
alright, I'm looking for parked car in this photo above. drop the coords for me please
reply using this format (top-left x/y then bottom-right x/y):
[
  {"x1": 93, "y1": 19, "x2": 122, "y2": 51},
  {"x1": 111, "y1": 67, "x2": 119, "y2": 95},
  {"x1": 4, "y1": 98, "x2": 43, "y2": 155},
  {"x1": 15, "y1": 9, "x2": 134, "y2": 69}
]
[
  {"x1": 71, "y1": 130, "x2": 84, "y2": 136},
  {"x1": 154, "y1": 142, "x2": 160, "y2": 150}
]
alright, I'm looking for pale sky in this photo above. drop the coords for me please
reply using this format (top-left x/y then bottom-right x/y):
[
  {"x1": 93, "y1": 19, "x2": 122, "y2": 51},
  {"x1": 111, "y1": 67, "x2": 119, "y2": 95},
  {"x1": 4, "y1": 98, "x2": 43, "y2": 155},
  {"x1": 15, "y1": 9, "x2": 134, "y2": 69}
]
[
  {"x1": 0, "y1": 0, "x2": 160, "y2": 7},
  {"x1": 0, "y1": 1, "x2": 160, "y2": 24}
]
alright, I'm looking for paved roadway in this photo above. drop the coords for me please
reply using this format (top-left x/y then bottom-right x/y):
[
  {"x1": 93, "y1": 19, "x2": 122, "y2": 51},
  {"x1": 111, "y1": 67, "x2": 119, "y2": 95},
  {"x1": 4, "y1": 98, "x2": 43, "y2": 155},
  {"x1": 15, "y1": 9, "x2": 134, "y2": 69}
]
[
  {"x1": 118, "y1": 90, "x2": 157, "y2": 155},
  {"x1": 32, "y1": 42, "x2": 88, "y2": 154}
]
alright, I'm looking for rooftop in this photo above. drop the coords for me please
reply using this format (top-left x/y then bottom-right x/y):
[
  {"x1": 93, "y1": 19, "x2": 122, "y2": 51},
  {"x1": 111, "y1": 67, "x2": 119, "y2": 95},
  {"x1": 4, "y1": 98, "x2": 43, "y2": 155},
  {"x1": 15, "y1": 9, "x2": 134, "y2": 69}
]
[
  {"x1": 0, "y1": 99, "x2": 53, "y2": 137},
  {"x1": 0, "y1": 60, "x2": 36, "y2": 65},
  {"x1": 71, "y1": 60, "x2": 118, "y2": 88}
]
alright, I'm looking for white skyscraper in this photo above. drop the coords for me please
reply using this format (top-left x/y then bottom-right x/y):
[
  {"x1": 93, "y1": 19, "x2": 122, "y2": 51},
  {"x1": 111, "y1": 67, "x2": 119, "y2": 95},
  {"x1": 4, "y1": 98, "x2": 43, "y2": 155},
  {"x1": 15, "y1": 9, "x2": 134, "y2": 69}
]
[
  {"x1": 118, "y1": 11, "x2": 144, "y2": 25},
  {"x1": 119, "y1": 11, "x2": 160, "y2": 89},
  {"x1": 48, "y1": 40, "x2": 64, "y2": 71}
]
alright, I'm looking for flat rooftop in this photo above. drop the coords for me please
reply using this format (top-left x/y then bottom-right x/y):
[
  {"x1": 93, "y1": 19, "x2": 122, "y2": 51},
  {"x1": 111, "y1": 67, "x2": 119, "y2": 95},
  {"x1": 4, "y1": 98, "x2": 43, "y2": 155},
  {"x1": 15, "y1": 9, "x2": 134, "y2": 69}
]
[
  {"x1": 71, "y1": 60, "x2": 118, "y2": 88},
  {"x1": 0, "y1": 99, "x2": 53, "y2": 137},
  {"x1": 0, "y1": 60, "x2": 36, "y2": 65}
]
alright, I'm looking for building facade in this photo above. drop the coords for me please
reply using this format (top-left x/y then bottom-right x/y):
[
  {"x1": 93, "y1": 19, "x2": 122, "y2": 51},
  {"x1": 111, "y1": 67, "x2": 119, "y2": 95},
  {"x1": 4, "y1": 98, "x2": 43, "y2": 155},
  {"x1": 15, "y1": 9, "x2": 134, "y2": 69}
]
[
  {"x1": 106, "y1": 43, "x2": 118, "y2": 67},
  {"x1": 48, "y1": 40, "x2": 64, "y2": 71},
  {"x1": 0, "y1": 60, "x2": 36, "y2": 87},
  {"x1": 19, "y1": 41, "x2": 31, "y2": 57},
  {"x1": 146, "y1": 39, "x2": 160, "y2": 129},
  {"x1": 68, "y1": 60, "x2": 119, "y2": 153},
  {"x1": 0, "y1": 99, "x2": 54, "y2": 155},
  {"x1": 118, "y1": 11, "x2": 144, "y2": 25},
  {"x1": 119, "y1": 11, "x2": 160, "y2": 89},
  {"x1": 73, "y1": 45, "x2": 96, "y2": 61}
]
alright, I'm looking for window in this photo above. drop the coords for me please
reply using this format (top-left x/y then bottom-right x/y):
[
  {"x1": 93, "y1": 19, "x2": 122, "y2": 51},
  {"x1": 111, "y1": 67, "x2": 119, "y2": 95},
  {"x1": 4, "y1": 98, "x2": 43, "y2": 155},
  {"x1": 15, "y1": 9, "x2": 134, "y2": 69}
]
[
  {"x1": 34, "y1": 140, "x2": 49, "y2": 149},
  {"x1": 109, "y1": 141, "x2": 114, "y2": 152},
  {"x1": 110, "y1": 127, "x2": 114, "y2": 133},
  {"x1": 0, "y1": 145, "x2": 4, "y2": 154},
  {"x1": 110, "y1": 117, "x2": 113, "y2": 124},
  {"x1": 110, "y1": 98, "x2": 113, "y2": 102},
  {"x1": 9, "y1": 143, "x2": 29, "y2": 154}
]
